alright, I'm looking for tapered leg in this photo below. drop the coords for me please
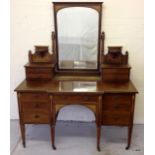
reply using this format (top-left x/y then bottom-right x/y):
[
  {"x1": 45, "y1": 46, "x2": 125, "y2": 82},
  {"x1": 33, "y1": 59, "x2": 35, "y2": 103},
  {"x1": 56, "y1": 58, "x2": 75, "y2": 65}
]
[
  {"x1": 20, "y1": 123, "x2": 26, "y2": 148},
  {"x1": 126, "y1": 125, "x2": 133, "y2": 150},
  {"x1": 97, "y1": 126, "x2": 101, "y2": 151},
  {"x1": 51, "y1": 125, "x2": 56, "y2": 150}
]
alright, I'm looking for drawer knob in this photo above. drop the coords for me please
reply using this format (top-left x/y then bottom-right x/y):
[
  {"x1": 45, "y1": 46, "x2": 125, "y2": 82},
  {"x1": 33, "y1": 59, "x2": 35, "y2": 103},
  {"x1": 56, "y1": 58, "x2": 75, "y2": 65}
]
[{"x1": 34, "y1": 115, "x2": 39, "y2": 119}]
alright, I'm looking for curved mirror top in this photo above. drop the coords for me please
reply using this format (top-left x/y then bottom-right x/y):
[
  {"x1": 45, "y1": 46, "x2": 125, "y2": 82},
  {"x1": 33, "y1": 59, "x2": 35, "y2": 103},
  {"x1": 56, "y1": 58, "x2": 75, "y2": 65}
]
[{"x1": 57, "y1": 7, "x2": 99, "y2": 70}]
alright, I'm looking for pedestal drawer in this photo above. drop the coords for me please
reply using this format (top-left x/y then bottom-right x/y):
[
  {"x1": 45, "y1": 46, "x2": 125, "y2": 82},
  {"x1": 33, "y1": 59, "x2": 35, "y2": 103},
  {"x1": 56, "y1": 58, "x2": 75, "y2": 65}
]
[
  {"x1": 20, "y1": 93, "x2": 49, "y2": 102},
  {"x1": 102, "y1": 94, "x2": 132, "y2": 125},
  {"x1": 103, "y1": 94, "x2": 131, "y2": 112},
  {"x1": 22, "y1": 101, "x2": 50, "y2": 111},
  {"x1": 19, "y1": 93, "x2": 50, "y2": 124},
  {"x1": 22, "y1": 112, "x2": 50, "y2": 123},
  {"x1": 102, "y1": 112, "x2": 130, "y2": 125}
]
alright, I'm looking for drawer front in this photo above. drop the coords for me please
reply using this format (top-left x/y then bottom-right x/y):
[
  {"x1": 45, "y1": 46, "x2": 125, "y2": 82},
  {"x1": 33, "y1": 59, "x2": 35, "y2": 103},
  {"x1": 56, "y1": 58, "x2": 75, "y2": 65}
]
[
  {"x1": 20, "y1": 93, "x2": 50, "y2": 124},
  {"x1": 103, "y1": 94, "x2": 131, "y2": 103},
  {"x1": 102, "y1": 74, "x2": 129, "y2": 82},
  {"x1": 102, "y1": 68, "x2": 129, "y2": 82},
  {"x1": 102, "y1": 94, "x2": 132, "y2": 125},
  {"x1": 53, "y1": 95, "x2": 98, "y2": 104},
  {"x1": 102, "y1": 102, "x2": 131, "y2": 112},
  {"x1": 26, "y1": 73, "x2": 52, "y2": 79},
  {"x1": 26, "y1": 68, "x2": 52, "y2": 74},
  {"x1": 26, "y1": 68, "x2": 53, "y2": 79},
  {"x1": 102, "y1": 112, "x2": 130, "y2": 125},
  {"x1": 20, "y1": 93, "x2": 49, "y2": 102},
  {"x1": 103, "y1": 68, "x2": 129, "y2": 74},
  {"x1": 22, "y1": 112, "x2": 50, "y2": 123},
  {"x1": 103, "y1": 94, "x2": 132, "y2": 112},
  {"x1": 21, "y1": 101, "x2": 50, "y2": 113}
]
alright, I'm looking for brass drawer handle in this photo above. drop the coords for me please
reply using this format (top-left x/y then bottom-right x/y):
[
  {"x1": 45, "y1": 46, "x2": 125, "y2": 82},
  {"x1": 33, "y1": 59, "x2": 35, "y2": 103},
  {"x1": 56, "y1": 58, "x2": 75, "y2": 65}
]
[{"x1": 34, "y1": 115, "x2": 40, "y2": 119}]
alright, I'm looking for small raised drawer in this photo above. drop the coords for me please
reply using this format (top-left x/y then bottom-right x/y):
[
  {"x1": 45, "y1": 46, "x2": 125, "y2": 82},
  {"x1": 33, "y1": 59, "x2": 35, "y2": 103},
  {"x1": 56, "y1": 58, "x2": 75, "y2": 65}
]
[
  {"x1": 102, "y1": 68, "x2": 130, "y2": 82},
  {"x1": 25, "y1": 67, "x2": 53, "y2": 80}
]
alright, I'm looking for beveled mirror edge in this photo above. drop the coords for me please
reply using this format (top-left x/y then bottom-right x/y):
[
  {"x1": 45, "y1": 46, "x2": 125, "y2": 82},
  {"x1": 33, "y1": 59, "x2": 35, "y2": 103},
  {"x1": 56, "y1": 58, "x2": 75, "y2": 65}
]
[{"x1": 52, "y1": 2, "x2": 103, "y2": 75}]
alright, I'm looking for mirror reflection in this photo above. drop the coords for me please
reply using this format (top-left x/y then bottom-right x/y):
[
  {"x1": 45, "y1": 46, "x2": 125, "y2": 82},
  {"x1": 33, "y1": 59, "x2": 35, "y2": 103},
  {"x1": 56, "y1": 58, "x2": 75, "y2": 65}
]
[{"x1": 57, "y1": 7, "x2": 99, "y2": 69}]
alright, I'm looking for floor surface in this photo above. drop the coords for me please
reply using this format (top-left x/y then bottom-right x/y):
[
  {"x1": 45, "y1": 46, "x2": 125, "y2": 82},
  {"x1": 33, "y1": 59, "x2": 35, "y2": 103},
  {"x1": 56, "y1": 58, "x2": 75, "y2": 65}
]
[{"x1": 10, "y1": 120, "x2": 144, "y2": 155}]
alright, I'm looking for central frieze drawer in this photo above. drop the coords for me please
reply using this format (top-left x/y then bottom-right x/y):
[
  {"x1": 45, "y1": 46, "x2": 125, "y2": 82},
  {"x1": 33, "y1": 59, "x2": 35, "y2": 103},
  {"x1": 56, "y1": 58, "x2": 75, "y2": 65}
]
[{"x1": 53, "y1": 95, "x2": 98, "y2": 104}]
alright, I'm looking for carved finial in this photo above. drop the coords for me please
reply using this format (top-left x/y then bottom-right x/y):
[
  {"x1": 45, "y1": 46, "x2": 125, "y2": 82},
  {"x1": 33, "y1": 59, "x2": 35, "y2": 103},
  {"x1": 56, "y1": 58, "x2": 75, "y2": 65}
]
[
  {"x1": 28, "y1": 50, "x2": 32, "y2": 63},
  {"x1": 125, "y1": 51, "x2": 128, "y2": 64},
  {"x1": 101, "y1": 32, "x2": 105, "y2": 40},
  {"x1": 51, "y1": 31, "x2": 56, "y2": 55},
  {"x1": 52, "y1": 31, "x2": 55, "y2": 40},
  {"x1": 101, "y1": 32, "x2": 105, "y2": 55}
]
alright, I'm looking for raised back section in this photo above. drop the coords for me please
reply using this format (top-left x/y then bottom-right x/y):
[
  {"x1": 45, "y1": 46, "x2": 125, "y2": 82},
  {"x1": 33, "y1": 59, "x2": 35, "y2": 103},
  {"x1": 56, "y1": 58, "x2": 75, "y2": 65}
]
[
  {"x1": 25, "y1": 45, "x2": 56, "y2": 80},
  {"x1": 101, "y1": 46, "x2": 130, "y2": 82},
  {"x1": 102, "y1": 46, "x2": 128, "y2": 65},
  {"x1": 28, "y1": 46, "x2": 54, "y2": 64}
]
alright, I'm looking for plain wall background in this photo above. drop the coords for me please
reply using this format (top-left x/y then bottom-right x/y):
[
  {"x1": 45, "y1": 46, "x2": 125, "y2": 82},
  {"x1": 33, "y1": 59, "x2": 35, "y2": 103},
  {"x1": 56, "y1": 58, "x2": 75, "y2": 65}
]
[{"x1": 10, "y1": 0, "x2": 144, "y2": 123}]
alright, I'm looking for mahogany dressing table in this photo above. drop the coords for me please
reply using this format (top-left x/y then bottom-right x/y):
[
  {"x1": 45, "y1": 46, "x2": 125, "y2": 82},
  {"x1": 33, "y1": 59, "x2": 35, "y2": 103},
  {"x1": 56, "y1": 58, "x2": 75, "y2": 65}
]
[{"x1": 15, "y1": 2, "x2": 138, "y2": 151}]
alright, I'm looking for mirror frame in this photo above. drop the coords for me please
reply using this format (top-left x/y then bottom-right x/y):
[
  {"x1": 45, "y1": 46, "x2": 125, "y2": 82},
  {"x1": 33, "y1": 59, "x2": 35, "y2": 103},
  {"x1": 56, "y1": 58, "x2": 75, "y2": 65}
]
[{"x1": 53, "y1": 2, "x2": 103, "y2": 75}]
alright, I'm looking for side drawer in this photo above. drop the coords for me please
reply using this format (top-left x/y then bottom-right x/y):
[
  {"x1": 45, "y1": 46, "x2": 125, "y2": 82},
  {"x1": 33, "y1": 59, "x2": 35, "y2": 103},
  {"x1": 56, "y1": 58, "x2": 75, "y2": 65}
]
[
  {"x1": 102, "y1": 68, "x2": 130, "y2": 82},
  {"x1": 25, "y1": 67, "x2": 53, "y2": 80},
  {"x1": 26, "y1": 68, "x2": 52, "y2": 73},
  {"x1": 103, "y1": 94, "x2": 131, "y2": 104},
  {"x1": 102, "y1": 101, "x2": 131, "y2": 112},
  {"x1": 22, "y1": 112, "x2": 50, "y2": 124},
  {"x1": 21, "y1": 101, "x2": 50, "y2": 113},
  {"x1": 20, "y1": 93, "x2": 49, "y2": 102}
]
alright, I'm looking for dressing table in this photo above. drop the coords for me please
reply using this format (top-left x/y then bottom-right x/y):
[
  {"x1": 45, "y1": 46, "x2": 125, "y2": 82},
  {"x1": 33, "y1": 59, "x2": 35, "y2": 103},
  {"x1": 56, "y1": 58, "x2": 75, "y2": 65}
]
[{"x1": 15, "y1": 2, "x2": 138, "y2": 151}]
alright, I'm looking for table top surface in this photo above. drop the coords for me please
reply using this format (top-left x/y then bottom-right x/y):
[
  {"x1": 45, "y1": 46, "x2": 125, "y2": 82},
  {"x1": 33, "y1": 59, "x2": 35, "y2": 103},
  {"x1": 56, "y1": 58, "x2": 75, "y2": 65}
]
[{"x1": 15, "y1": 76, "x2": 138, "y2": 94}]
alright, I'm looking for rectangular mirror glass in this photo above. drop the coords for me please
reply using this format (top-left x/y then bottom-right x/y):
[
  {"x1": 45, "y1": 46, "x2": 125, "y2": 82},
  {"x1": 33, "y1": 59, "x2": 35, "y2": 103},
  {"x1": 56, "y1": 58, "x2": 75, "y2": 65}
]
[{"x1": 57, "y1": 7, "x2": 99, "y2": 70}]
